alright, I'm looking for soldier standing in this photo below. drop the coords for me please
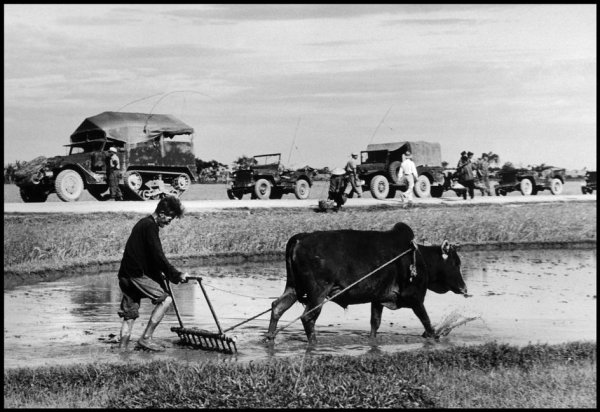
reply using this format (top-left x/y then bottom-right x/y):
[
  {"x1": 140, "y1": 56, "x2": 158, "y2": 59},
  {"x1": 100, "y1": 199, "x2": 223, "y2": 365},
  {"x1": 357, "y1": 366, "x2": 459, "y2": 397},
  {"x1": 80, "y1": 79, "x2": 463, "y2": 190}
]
[
  {"x1": 106, "y1": 147, "x2": 123, "y2": 201},
  {"x1": 478, "y1": 153, "x2": 492, "y2": 196},
  {"x1": 344, "y1": 152, "x2": 363, "y2": 198}
]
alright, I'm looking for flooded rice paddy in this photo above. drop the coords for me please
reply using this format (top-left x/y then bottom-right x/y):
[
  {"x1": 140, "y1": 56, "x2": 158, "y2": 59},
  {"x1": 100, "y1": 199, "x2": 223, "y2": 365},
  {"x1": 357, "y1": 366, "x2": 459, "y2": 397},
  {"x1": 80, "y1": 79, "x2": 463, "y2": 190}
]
[{"x1": 4, "y1": 248, "x2": 596, "y2": 369}]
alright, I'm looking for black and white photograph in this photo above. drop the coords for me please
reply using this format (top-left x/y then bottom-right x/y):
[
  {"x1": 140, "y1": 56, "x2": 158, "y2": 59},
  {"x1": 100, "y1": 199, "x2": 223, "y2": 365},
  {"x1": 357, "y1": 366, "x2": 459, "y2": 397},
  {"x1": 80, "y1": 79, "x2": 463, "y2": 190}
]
[{"x1": 4, "y1": 4, "x2": 596, "y2": 408}]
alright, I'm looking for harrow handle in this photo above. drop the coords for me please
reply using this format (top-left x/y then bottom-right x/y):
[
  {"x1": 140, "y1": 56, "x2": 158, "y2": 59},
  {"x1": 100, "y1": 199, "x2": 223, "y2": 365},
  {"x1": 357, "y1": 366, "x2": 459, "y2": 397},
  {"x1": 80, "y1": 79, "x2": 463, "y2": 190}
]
[
  {"x1": 195, "y1": 278, "x2": 224, "y2": 335},
  {"x1": 164, "y1": 277, "x2": 185, "y2": 329}
]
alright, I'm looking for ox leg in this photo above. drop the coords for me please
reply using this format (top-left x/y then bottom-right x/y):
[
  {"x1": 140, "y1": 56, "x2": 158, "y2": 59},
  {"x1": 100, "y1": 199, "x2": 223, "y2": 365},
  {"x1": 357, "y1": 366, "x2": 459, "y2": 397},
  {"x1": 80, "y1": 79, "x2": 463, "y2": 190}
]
[
  {"x1": 265, "y1": 287, "x2": 297, "y2": 341},
  {"x1": 411, "y1": 302, "x2": 438, "y2": 339},
  {"x1": 370, "y1": 303, "x2": 383, "y2": 338},
  {"x1": 300, "y1": 304, "x2": 323, "y2": 344}
]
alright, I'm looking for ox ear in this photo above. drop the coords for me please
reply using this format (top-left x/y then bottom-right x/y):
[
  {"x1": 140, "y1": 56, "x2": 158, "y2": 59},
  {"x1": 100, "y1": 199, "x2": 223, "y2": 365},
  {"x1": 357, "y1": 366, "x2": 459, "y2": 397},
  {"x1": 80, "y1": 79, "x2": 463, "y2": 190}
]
[{"x1": 441, "y1": 240, "x2": 450, "y2": 260}]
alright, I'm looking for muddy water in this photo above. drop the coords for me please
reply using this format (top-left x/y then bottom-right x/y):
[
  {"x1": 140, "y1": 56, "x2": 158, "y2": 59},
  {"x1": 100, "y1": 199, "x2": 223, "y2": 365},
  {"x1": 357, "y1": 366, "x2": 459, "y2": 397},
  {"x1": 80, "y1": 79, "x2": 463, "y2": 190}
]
[{"x1": 4, "y1": 249, "x2": 596, "y2": 369}]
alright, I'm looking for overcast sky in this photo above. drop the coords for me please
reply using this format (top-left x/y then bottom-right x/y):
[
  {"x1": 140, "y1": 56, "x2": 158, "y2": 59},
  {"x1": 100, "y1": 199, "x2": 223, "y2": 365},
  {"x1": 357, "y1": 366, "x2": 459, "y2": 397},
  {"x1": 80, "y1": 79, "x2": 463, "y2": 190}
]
[{"x1": 4, "y1": 4, "x2": 596, "y2": 170}]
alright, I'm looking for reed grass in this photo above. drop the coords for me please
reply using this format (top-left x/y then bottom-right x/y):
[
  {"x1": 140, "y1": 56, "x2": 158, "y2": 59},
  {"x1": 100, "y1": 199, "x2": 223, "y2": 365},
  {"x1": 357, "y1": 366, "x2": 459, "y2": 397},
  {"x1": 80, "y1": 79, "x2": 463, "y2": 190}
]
[
  {"x1": 4, "y1": 202, "x2": 595, "y2": 277},
  {"x1": 3, "y1": 341, "x2": 595, "y2": 408}
]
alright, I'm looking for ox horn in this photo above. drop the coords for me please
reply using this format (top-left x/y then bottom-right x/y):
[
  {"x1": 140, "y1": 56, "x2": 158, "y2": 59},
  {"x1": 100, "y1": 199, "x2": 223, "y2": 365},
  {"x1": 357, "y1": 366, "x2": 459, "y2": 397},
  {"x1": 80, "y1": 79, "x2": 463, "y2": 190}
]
[{"x1": 441, "y1": 239, "x2": 450, "y2": 259}]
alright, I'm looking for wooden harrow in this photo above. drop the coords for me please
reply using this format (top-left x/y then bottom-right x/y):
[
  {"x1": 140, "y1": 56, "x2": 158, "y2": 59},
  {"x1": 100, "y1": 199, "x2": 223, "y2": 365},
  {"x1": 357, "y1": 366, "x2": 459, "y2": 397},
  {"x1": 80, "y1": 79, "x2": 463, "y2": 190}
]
[{"x1": 166, "y1": 276, "x2": 237, "y2": 354}]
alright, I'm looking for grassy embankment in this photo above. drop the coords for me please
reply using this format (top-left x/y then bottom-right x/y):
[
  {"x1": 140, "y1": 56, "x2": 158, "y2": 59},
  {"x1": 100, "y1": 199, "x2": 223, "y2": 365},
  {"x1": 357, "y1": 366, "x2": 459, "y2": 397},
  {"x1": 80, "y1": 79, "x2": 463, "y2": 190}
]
[
  {"x1": 3, "y1": 341, "x2": 596, "y2": 408},
  {"x1": 4, "y1": 201, "x2": 596, "y2": 285}
]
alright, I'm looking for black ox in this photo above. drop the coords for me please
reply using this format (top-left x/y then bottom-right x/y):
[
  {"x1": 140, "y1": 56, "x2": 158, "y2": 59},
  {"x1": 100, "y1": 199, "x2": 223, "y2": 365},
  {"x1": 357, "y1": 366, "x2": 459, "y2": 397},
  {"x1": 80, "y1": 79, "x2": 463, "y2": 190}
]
[{"x1": 265, "y1": 222, "x2": 467, "y2": 343}]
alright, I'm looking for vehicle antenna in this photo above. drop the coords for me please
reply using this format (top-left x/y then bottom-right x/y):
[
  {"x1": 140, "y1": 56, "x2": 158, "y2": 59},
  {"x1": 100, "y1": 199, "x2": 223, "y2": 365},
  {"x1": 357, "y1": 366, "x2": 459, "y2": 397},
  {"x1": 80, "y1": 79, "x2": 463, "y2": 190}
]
[
  {"x1": 143, "y1": 90, "x2": 217, "y2": 134},
  {"x1": 287, "y1": 116, "x2": 301, "y2": 165},
  {"x1": 368, "y1": 105, "x2": 393, "y2": 145},
  {"x1": 116, "y1": 92, "x2": 164, "y2": 112}
]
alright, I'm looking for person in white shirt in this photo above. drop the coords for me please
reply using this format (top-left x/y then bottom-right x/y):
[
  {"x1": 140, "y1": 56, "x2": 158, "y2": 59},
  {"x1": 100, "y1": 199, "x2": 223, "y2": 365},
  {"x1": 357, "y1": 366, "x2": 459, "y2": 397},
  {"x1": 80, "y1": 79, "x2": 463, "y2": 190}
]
[{"x1": 398, "y1": 150, "x2": 418, "y2": 201}]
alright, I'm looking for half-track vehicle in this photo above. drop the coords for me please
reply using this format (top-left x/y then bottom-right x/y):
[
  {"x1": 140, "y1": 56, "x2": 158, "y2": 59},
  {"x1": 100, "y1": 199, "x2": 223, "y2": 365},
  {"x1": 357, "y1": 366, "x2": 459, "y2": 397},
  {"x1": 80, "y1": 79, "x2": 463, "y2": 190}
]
[
  {"x1": 13, "y1": 111, "x2": 198, "y2": 202},
  {"x1": 581, "y1": 170, "x2": 596, "y2": 194},
  {"x1": 226, "y1": 153, "x2": 315, "y2": 200},
  {"x1": 356, "y1": 141, "x2": 446, "y2": 199},
  {"x1": 494, "y1": 164, "x2": 565, "y2": 196}
]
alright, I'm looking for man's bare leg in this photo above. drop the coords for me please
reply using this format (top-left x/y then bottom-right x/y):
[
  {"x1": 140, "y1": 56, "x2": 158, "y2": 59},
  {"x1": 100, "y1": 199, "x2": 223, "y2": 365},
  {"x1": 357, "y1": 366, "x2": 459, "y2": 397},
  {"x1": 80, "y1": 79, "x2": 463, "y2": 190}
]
[
  {"x1": 138, "y1": 296, "x2": 173, "y2": 351},
  {"x1": 119, "y1": 319, "x2": 135, "y2": 349}
]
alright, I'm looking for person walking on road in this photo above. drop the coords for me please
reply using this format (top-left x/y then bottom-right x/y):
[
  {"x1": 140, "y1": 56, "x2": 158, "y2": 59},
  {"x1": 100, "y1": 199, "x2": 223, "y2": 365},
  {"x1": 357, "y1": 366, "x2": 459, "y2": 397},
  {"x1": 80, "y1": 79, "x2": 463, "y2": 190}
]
[
  {"x1": 344, "y1": 153, "x2": 363, "y2": 198},
  {"x1": 117, "y1": 195, "x2": 190, "y2": 351},
  {"x1": 457, "y1": 151, "x2": 475, "y2": 200},
  {"x1": 106, "y1": 147, "x2": 123, "y2": 201},
  {"x1": 398, "y1": 150, "x2": 419, "y2": 201}
]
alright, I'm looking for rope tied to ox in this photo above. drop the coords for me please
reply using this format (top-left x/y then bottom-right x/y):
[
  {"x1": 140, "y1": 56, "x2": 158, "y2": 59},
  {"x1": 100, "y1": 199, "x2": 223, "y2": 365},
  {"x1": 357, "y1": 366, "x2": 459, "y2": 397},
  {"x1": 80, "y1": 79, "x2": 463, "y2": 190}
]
[{"x1": 273, "y1": 241, "x2": 418, "y2": 337}]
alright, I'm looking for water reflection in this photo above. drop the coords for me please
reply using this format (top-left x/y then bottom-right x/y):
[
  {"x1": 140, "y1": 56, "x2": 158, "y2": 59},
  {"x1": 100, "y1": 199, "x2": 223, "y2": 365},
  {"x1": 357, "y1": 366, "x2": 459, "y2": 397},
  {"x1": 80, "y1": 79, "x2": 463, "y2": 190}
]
[{"x1": 4, "y1": 248, "x2": 596, "y2": 369}]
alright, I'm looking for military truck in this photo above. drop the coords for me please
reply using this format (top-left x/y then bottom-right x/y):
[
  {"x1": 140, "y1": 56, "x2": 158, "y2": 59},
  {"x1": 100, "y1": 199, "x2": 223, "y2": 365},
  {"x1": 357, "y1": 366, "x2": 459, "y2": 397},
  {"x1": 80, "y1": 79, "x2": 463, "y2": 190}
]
[
  {"x1": 494, "y1": 164, "x2": 565, "y2": 196},
  {"x1": 13, "y1": 111, "x2": 198, "y2": 202},
  {"x1": 226, "y1": 153, "x2": 315, "y2": 200},
  {"x1": 356, "y1": 141, "x2": 446, "y2": 199}
]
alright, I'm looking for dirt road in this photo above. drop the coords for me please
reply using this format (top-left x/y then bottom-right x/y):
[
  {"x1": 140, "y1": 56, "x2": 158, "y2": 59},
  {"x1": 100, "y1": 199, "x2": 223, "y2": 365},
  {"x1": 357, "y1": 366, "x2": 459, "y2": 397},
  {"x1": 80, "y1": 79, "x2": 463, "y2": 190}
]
[{"x1": 3, "y1": 192, "x2": 596, "y2": 214}]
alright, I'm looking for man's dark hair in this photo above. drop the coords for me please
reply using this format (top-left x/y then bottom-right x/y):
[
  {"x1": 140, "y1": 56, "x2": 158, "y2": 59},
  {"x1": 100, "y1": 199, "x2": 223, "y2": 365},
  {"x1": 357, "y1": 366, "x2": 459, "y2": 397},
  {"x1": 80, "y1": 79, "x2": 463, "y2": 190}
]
[{"x1": 155, "y1": 195, "x2": 185, "y2": 218}]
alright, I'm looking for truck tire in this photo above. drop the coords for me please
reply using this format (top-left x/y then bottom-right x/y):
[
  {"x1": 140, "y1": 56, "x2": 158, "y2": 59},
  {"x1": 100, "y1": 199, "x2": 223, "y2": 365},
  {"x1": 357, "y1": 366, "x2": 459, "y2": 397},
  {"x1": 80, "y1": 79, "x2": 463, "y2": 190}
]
[
  {"x1": 254, "y1": 178, "x2": 272, "y2": 199},
  {"x1": 19, "y1": 186, "x2": 49, "y2": 203},
  {"x1": 414, "y1": 175, "x2": 431, "y2": 198},
  {"x1": 388, "y1": 161, "x2": 401, "y2": 184},
  {"x1": 370, "y1": 175, "x2": 389, "y2": 199},
  {"x1": 519, "y1": 178, "x2": 534, "y2": 196},
  {"x1": 294, "y1": 179, "x2": 310, "y2": 199},
  {"x1": 54, "y1": 169, "x2": 84, "y2": 202},
  {"x1": 550, "y1": 178, "x2": 563, "y2": 195}
]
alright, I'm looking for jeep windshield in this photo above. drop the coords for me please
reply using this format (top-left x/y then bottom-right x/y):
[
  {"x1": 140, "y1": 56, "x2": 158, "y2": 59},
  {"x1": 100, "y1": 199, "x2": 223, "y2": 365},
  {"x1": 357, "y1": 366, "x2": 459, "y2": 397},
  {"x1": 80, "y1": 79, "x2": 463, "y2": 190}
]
[{"x1": 253, "y1": 154, "x2": 281, "y2": 166}]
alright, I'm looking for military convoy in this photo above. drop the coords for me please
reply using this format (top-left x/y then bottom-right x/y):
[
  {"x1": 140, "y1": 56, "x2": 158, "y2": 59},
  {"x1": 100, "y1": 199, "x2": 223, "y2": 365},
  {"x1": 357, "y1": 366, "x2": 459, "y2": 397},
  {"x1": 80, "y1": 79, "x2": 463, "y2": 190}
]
[
  {"x1": 226, "y1": 153, "x2": 315, "y2": 200},
  {"x1": 13, "y1": 111, "x2": 198, "y2": 202},
  {"x1": 13, "y1": 111, "x2": 577, "y2": 202}
]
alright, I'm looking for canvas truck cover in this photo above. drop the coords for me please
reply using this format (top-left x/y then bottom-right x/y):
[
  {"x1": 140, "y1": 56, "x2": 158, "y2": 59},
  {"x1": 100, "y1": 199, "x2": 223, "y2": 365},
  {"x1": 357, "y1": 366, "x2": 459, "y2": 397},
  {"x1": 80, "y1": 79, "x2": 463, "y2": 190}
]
[
  {"x1": 366, "y1": 141, "x2": 442, "y2": 167},
  {"x1": 69, "y1": 111, "x2": 194, "y2": 144}
]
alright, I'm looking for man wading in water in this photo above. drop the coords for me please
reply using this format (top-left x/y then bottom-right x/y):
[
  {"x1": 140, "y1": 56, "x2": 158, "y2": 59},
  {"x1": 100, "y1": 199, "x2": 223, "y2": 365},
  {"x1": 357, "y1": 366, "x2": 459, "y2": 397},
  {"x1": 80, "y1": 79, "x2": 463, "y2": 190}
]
[{"x1": 117, "y1": 195, "x2": 189, "y2": 351}]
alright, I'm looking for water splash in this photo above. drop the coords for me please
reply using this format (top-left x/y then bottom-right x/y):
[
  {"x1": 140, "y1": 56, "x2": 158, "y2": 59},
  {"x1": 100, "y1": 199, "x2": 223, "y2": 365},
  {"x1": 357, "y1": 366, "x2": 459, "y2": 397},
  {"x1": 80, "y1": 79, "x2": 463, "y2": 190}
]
[{"x1": 434, "y1": 308, "x2": 482, "y2": 337}]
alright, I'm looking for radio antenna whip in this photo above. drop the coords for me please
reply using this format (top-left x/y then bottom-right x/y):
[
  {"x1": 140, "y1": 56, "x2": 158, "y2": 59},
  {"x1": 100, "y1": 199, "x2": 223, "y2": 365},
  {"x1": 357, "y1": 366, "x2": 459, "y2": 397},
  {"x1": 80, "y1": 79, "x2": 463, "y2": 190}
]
[
  {"x1": 368, "y1": 105, "x2": 393, "y2": 145},
  {"x1": 287, "y1": 116, "x2": 301, "y2": 165}
]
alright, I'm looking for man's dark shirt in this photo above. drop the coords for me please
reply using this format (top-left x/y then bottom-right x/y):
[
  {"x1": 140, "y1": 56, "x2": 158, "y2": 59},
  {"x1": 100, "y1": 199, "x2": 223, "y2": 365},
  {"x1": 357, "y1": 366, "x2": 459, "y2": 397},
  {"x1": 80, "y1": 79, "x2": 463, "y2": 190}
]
[{"x1": 118, "y1": 215, "x2": 182, "y2": 284}]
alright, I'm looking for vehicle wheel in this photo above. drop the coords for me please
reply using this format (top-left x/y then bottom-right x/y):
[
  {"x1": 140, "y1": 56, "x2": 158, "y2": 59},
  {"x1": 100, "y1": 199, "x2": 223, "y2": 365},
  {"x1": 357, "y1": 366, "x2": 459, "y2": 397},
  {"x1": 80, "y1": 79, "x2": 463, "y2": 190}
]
[
  {"x1": 19, "y1": 186, "x2": 49, "y2": 203},
  {"x1": 294, "y1": 179, "x2": 310, "y2": 199},
  {"x1": 519, "y1": 178, "x2": 534, "y2": 196},
  {"x1": 369, "y1": 175, "x2": 389, "y2": 199},
  {"x1": 173, "y1": 174, "x2": 191, "y2": 192},
  {"x1": 386, "y1": 188, "x2": 397, "y2": 198},
  {"x1": 54, "y1": 169, "x2": 84, "y2": 202},
  {"x1": 254, "y1": 178, "x2": 272, "y2": 199},
  {"x1": 88, "y1": 185, "x2": 110, "y2": 201},
  {"x1": 414, "y1": 175, "x2": 431, "y2": 198},
  {"x1": 388, "y1": 161, "x2": 402, "y2": 184},
  {"x1": 125, "y1": 171, "x2": 143, "y2": 192},
  {"x1": 550, "y1": 178, "x2": 563, "y2": 195}
]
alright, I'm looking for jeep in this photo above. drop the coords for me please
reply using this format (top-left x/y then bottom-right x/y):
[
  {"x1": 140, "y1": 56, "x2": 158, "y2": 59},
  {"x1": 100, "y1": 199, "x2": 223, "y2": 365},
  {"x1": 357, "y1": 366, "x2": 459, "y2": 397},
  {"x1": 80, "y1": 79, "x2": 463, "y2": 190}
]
[
  {"x1": 356, "y1": 141, "x2": 446, "y2": 199},
  {"x1": 494, "y1": 164, "x2": 565, "y2": 196},
  {"x1": 226, "y1": 153, "x2": 315, "y2": 200},
  {"x1": 13, "y1": 111, "x2": 198, "y2": 202}
]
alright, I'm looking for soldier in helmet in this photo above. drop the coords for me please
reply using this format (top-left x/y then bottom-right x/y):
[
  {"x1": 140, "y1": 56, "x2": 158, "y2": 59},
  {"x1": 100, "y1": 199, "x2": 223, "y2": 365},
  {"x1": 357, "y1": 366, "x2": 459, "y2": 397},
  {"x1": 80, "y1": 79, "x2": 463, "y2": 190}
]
[{"x1": 106, "y1": 146, "x2": 123, "y2": 201}]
